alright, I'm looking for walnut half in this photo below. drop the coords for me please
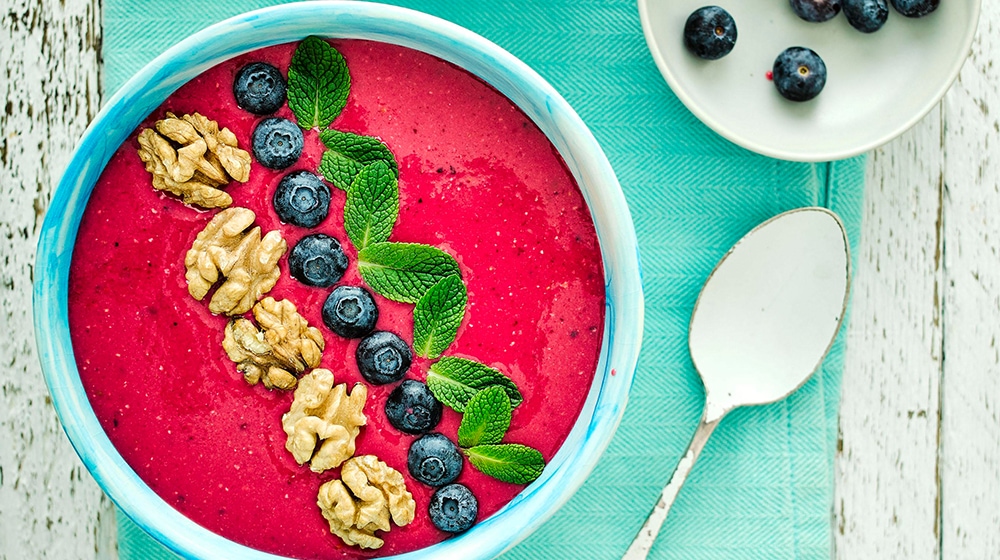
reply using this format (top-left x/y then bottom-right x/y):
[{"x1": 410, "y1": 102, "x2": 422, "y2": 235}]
[
  {"x1": 317, "y1": 455, "x2": 415, "y2": 549},
  {"x1": 223, "y1": 297, "x2": 325, "y2": 390},
  {"x1": 184, "y1": 207, "x2": 286, "y2": 316},
  {"x1": 136, "y1": 112, "x2": 251, "y2": 209},
  {"x1": 282, "y1": 369, "x2": 367, "y2": 473}
]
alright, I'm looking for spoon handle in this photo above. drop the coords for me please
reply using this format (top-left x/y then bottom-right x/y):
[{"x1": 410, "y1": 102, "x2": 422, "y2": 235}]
[{"x1": 621, "y1": 411, "x2": 723, "y2": 560}]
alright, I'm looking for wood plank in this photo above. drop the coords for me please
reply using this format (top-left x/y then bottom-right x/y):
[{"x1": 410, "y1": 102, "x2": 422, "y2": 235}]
[
  {"x1": 835, "y1": 107, "x2": 945, "y2": 559},
  {"x1": 940, "y1": 2, "x2": 1000, "y2": 556},
  {"x1": 0, "y1": 0, "x2": 116, "y2": 557}
]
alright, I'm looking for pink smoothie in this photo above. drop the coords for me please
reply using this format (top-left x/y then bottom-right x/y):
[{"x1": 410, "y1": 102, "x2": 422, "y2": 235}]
[{"x1": 68, "y1": 40, "x2": 604, "y2": 559}]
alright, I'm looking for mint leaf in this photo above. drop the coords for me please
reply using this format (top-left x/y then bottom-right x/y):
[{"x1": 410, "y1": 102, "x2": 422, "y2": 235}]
[
  {"x1": 413, "y1": 275, "x2": 466, "y2": 359},
  {"x1": 287, "y1": 36, "x2": 350, "y2": 129},
  {"x1": 458, "y1": 386, "x2": 511, "y2": 447},
  {"x1": 344, "y1": 162, "x2": 398, "y2": 251},
  {"x1": 426, "y1": 356, "x2": 522, "y2": 412},
  {"x1": 318, "y1": 129, "x2": 398, "y2": 190},
  {"x1": 465, "y1": 444, "x2": 545, "y2": 485},
  {"x1": 357, "y1": 242, "x2": 460, "y2": 303}
]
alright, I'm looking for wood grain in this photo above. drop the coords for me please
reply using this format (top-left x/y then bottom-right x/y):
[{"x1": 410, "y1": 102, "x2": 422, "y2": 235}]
[
  {"x1": 0, "y1": 0, "x2": 116, "y2": 558},
  {"x1": 836, "y1": 106, "x2": 945, "y2": 560},
  {"x1": 940, "y1": 5, "x2": 1000, "y2": 556},
  {"x1": 836, "y1": 4, "x2": 1000, "y2": 559}
]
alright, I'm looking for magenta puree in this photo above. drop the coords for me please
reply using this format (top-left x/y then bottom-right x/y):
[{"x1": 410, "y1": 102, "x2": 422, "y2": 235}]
[{"x1": 69, "y1": 40, "x2": 604, "y2": 558}]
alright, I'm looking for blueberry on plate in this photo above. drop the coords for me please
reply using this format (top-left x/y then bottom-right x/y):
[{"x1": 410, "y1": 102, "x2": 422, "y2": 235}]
[
  {"x1": 273, "y1": 171, "x2": 331, "y2": 228},
  {"x1": 428, "y1": 483, "x2": 478, "y2": 533},
  {"x1": 233, "y1": 62, "x2": 286, "y2": 115},
  {"x1": 288, "y1": 234, "x2": 348, "y2": 287},
  {"x1": 683, "y1": 6, "x2": 737, "y2": 60},
  {"x1": 251, "y1": 117, "x2": 303, "y2": 170},
  {"x1": 844, "y1": 0, "x2": 888, "y2": 32},
  {"x1": 772, "y1": 47, "x2": 827, "y2": 102},
  {"x1": 356, "y1": 331, "x2": 412, "y2": 384},
  {"x1": 789, "y1": 0, "x2": 842, "y2": 22},
  {"x1": 322, "y1": 286, "x2": 378, "y2": 338},
  {"x1": 408, "y1": 432, "x2": 462, "y2": 486},
  {"x1": 890, "y1": 0, "x2": 938, "y2": 17},
  {"x1": 388, "y1": 380, "x2": 443, "y2": 435}
]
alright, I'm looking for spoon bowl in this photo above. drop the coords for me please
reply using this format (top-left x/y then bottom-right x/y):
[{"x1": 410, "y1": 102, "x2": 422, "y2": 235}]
[
  {"x1": 623, "y1": 207, "x2": 850, "y2": 559},
  {"x1": 692, "y1": 207, "x2": 851, "y2": 418}
]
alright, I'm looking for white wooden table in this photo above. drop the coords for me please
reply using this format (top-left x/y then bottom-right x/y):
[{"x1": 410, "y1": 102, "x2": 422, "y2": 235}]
[{"x1": 2, "y1": 1, "x2": 998, "y2": 558}]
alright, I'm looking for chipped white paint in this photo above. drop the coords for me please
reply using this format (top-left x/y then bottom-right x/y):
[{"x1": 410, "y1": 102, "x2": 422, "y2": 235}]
[
  {"x1": 836, "y1": 108, "x2": 945, "y2": 559},
  {"x1": 939, "y1": 8, "x2": 1000, "y2": 556},
  {"x1": 3, "y1": 0, "x2": 999, "y2": 558},
  {"x1": 836, "y1": 4, "x2": 1000, "y2": 559},
  {"x1": 0, "y1": 0, "x2": 116, "y2": 558}
]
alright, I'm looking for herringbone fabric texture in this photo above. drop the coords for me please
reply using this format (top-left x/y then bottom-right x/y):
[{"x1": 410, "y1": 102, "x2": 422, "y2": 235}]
[{"x1": 105, "y1": 1, "x2": 866, "y2": 558}]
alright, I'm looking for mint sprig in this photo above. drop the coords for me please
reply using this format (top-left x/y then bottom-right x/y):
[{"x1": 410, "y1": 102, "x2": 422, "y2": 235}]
[
  {"x1": 465, "y1": 444, "x2": 544, "y2": 485},
  {"x1": 357, "y1": 242, "x2": 461, "y2": 303},
  {"x1": 287, "y1": 36, "x2": 350, "y2": 129},
  {"x1": 413, "y1": 275, "x2": 466, "y2": 359},
  {"x1": 458, "y1": 386, "x2": 511, "y2": 447},
  {"x1": 447, "y1": 375, "x2": 543, "y2": 484},
  {"x1": 318, "y1": 129, "x2": 398, "y2": 190},
  {"x1": 345, "y1": 161, "x2": 398, "y2": 251},
  {"x1": 426, "y1": 356, "x2": 522, "y2": 412}
]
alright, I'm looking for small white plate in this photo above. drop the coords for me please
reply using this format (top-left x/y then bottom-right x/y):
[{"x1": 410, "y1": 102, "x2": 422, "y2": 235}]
[{"x1": 638, "y1": 0, "x2": 981, "y2": 161}]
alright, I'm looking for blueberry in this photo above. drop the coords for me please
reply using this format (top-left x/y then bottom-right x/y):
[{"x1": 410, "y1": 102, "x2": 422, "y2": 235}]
[
  {"x1": 233, "y1": 63, "x2": 286, "y2": 115},
  {"x1": 772, "y1": 47, "x2": 827, "y2": 102},
  {"x1": 387, "y1": 380, "x2": 443, "y2": 435},
  {"x1": 288, "y1": 234, "x2": 348, "y2": 287},
  {"x1": 322, "y1": 286, "x2": 378, "y2": 338},
  {"x1": 273, "y1": 171, "x2": 331, "y2": 228},
  {"x1": 252, "y1": 117, "x2": 303, "y2": 170},
  {"x1": 789, "y1": 0, "x2": 841, "y2": 22},
  {"x1": 683, "y1": 6, "x2": 737, "y2": 60},
  {"x1": 356, "y1": 331, "x2": 412, "y2": 384},
  {"x1": 428, "y1": 483, "x2": 478, "y2": 533},
  {"x1": 408, "y1": 433, "x2": 462, "y2": 486},
  {"x1": 844, "y1": 0, "x2": 888, "y2": 31},
  {"x1": 890, "y1": 0, "x2": 938, "y2": 17}
]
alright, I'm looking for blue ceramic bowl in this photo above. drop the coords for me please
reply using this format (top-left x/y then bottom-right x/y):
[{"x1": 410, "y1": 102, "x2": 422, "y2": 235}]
[{"x1": 33, "y1": 2, "x2": 643, "y2": 558}]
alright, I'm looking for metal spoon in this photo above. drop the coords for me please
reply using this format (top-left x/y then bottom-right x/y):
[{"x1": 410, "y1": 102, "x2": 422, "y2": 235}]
[{"x1": 622, "y1": 207, "x2": 851, "y2": 559}]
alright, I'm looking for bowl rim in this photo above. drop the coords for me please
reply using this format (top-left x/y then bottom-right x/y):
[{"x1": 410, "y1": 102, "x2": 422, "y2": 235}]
[
  {"x1": 33, "y1": 2, "x2": 644, "y2": 559},
  {"x1": 636, "y1": 0, "x2": 983, "y2": 162}
]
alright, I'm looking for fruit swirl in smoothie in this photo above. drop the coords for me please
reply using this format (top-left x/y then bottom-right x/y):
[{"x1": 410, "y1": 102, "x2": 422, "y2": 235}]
[{"x1": 68, "y1": 37, "x2": 605, "y2": 559}]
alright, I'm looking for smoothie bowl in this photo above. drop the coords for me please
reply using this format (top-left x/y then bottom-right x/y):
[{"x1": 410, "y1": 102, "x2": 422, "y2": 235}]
[{"x1": 34, "y1": 2, "x2": 642, "y2": 559}]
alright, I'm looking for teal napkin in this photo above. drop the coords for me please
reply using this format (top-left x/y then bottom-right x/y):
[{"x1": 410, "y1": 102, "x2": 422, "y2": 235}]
[{"x1": 104, "y1": 1, "x2": 865, "y2": 558}]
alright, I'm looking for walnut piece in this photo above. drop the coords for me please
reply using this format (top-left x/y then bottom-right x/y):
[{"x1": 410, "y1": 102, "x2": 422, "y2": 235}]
[
  {"x1": 317, "y1": 455, "x2": 415, "y2": 549},
  {"x1": 184, "y1": 207, "x2": 287, "y2": 316},
  {"x1": 282, "y1": 369, "x2": 368, "y2": 472},
  {"x1": 222, "y1": 297, "x2": 325, "y2": 390},
  {"x1": 136, "y1": 112, "x2": 251, "y2": 209}
]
